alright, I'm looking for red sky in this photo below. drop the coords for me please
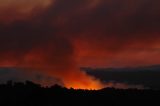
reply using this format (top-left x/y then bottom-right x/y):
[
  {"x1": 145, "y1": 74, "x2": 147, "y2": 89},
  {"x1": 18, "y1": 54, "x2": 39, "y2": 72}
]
[{"x1": 0, "y1": 0, "x2": 160, "y2": 89}]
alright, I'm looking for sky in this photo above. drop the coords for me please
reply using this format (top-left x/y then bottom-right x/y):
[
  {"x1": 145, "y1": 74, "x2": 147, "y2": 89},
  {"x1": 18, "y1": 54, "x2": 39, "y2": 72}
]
[{"x1": 0, "y1": 0, "x2": 160, "y2": 89}]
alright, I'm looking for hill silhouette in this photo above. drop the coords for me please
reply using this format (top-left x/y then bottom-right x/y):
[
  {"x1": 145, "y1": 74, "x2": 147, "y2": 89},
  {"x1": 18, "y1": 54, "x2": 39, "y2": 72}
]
[{"x1": 0, "y1": 81, "x2": 160, "y2": 106}]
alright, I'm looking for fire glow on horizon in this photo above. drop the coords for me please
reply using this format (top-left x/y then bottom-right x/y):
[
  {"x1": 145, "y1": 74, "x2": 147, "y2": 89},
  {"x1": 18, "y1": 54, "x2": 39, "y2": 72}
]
[{"x1": 0, "y1": 0, "x2": 160, "y2": 89}]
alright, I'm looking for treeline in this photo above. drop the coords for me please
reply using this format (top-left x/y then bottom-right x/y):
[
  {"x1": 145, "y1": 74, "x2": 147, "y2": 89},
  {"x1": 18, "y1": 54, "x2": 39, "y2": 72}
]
[{"x1": 0, "y1": 81, "x2": 160, "y2": 106}]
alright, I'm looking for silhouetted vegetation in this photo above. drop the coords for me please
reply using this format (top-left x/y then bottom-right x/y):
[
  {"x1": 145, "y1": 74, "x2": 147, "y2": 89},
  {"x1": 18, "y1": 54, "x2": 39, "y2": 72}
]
[{"x1": 0, "y1": 81, "x2": 160, "y2": 106}]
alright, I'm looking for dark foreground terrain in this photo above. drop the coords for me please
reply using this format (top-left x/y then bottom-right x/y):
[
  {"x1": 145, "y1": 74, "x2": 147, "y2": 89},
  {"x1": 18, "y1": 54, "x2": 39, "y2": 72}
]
[{"x1": 0, "y1": 81, "x2": 160, "y2": 106}]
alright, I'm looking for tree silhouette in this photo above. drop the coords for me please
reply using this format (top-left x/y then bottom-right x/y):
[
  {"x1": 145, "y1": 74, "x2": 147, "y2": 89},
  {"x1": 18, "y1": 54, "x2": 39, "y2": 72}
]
[{"x1": 0, "y1": 80, "x2": 160, "y2": 106}]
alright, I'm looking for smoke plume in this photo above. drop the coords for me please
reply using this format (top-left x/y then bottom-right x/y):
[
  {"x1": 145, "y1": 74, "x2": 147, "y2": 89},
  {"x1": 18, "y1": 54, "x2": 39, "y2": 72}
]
[{"x1": 0, "y1": 0, "x2": 160, "y2": 89}]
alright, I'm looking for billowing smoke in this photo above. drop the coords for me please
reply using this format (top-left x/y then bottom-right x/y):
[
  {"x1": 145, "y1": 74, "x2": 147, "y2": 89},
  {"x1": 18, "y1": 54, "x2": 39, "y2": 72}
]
[
  {"x1": 0, "y1": 0, "x2": 160, "y2": 89},
  {"x1": 0, "y1": 0, "x2": 106, "y2": 89}
]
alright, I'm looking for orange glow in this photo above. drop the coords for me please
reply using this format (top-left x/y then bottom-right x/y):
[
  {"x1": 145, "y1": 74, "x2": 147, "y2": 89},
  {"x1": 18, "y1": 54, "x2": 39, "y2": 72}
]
[
  {"x1": 0, "y1": 47, "x2": 106, "y2": 89},
  {"x1": 60, "y1": 70, "x2": 105, "y2": 90}
]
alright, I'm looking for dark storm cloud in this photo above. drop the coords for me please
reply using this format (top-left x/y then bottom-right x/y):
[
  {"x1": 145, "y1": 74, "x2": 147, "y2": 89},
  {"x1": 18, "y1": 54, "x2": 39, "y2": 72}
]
[
  {"x1": 84, "y1": 65, "x2": 160, "y2": 89},
  {"x1": 0, "y1": 68, "x2": 64, "y2": 86}
]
